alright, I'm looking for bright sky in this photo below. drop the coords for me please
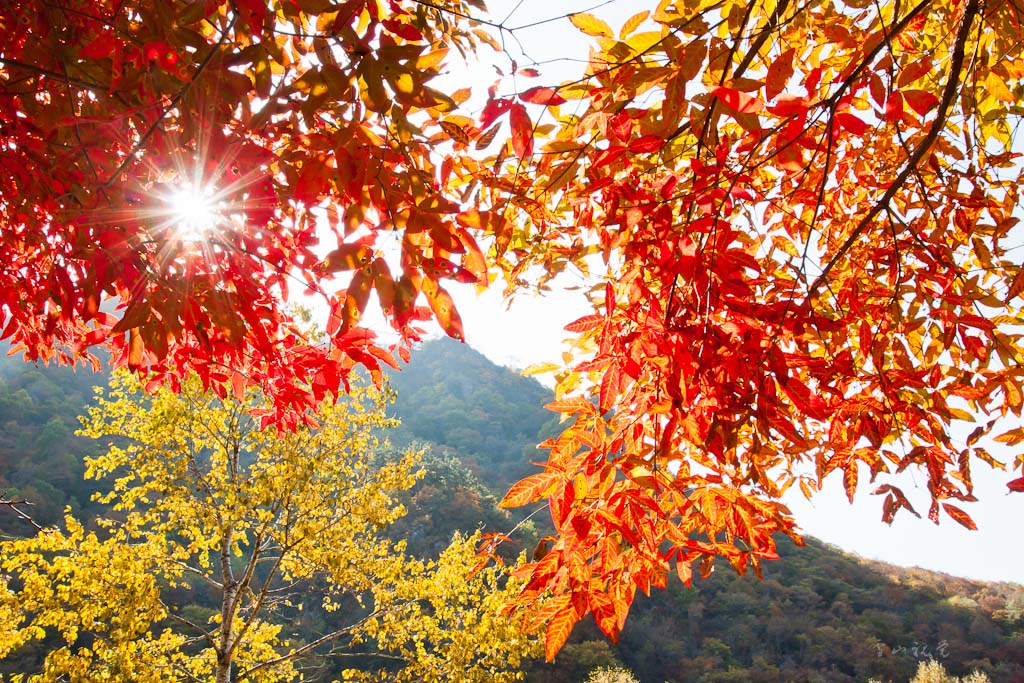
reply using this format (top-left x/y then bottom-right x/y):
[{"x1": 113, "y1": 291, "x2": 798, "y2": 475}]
[{"x1": 424, "y1": 0, "x2": 1024, "y2": 585}]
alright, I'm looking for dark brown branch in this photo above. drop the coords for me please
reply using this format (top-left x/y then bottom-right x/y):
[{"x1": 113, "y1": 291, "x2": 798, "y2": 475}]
[
  {"x1": 233, "y1": 600, "x2": 417, "y2": 683},
  {"x1": 0, "y1": 497, "x2": 43, "y2": 531},
  {"x1": 0, "y1": 57, "x2": 107, "y2": 93}
]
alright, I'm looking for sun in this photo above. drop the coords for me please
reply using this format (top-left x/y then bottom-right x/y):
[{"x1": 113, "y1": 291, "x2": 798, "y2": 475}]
[{"x1": 166, "y1": 183, "x2": 223, "y2": 240}]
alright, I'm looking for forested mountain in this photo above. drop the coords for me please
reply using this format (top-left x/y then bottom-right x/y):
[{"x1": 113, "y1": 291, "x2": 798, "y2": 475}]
[
  {"x1": 0, "y1": 341, "x2": 1022, "y2": 682},
  {"x1": 540, "y1": 535, "x2": 1024, "y2": 683},
  {"x1": 0, "y1": 353, "x2": 109, "y2": 534},
  {"x1": 386, "y1": 337, "x2": 557, "y2": 491}
]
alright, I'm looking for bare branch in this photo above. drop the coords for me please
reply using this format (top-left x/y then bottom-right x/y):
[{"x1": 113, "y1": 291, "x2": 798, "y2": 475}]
[{"x1": 0, "y1": 497, "x2": 43, "y2": 531}]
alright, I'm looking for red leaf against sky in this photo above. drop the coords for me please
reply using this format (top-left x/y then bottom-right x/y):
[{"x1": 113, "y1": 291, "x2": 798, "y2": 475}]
[
  {"x1": 519, "y1": 86, "x2": 567, "y2": 106},
  {"x1": 710, "y1": 86, "x2": 764, "y2": 114},
  {"x1": 942, "y1": 503, "x2": 978, "y2": 530},
  {"x1": 509, "y1": 103, "x2": 534, "y2": 159}
]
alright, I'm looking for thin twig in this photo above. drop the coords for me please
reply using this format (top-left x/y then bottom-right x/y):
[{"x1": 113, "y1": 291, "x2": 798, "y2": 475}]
[{"x1": 0, "y1": 497, "x2": 43, "y2": 531}]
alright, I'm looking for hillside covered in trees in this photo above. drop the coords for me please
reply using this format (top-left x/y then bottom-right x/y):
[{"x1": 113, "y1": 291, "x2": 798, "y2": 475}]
[
  {"x1": 0, "y1": 341, "x2": 1022, "y2": 682},
  {"x1": 385, "y1": 337, "x2": 557, "y2": 490}
]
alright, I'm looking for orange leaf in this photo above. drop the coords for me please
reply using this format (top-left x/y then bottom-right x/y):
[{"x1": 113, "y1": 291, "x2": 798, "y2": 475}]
[
  {"x1": 589, "y1": 592, "x2": 619, "y2": 641},
  {"x1": 765, "y1": 48, "x2": 795, "y2": 100},
  {"x1": 994, "y1": 427, "x2": 1024, "y2": 445},
  {"x1": 545, "y1": 606, "x2": 578, "y2": 661},
  {"x1": 942, "y1": 503, "x2": 977, "y2": 530},
  {"x1": 321, "y1": 242, "x2": 373, "y2": 272},
  {"x1": 1005, "y1": 268, "x2": 1024, "y2": 303},
  {"x1": 843, "y1": 462, "x2": 858, "y2": 503},
  {"x1": 370, "y1": 258, "x2": 396, "y2": 314},
  {"x1": 599, "y1": 364, "x2": 620, "y2": 414},
  {"x1": 128, "y1": 329, "x2": 144, "y2": 370},
  {"x1": 342, "y1": 268, "x2": 373, "y2": 332},
  {"x1": 230, "y1": 371, "x2": 247, "y2": 402},
  {"x1": 897, "y1": 56, "x2": 932, "y2": 88},
  {"x1": 565, "y1": 314, "x2": 605, "y2": 333},
  {"x1": 421, "y1": 278, "x2": 464, "y2": 340},
  {"x1": 475, "y1": 122, "x2": 501, "y2": 150},
  {"x1": 439, "y1": 119, "x2": 471, "y2": 145},
  {"x1": 499, "y1": 471, "x2": 557, "y2": 508},
  {"x1": 985, "y1": 71, "x2": 1015, "y2": 103},
  {"x1": 675, "y1": 557, "x2": 693, "y2": 588},
  {"x1": 545, "y1": 397, "x2": 597, "y2": 415}
]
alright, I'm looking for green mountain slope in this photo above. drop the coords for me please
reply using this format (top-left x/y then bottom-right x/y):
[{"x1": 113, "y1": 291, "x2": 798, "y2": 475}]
[
  {"x1": 0, "y1": 353, "x2": 109, "y2": 533},
  {"x1": 386, "y1": 336, "x2": 557, "y2": 491},
  {"x1": 587, "y1": 535, "x2": 1024, "y2": 683}
]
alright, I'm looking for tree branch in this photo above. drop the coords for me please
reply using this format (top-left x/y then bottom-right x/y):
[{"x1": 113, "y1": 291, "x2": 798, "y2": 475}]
[
  {"x1": 98, "y1": 12, "x2": 237, "y2": 189},
  {"x1": 0, "y1": 57, "x2": 107, "y2": 93},
  {"x1": 806, "y1": 0, "x2": 979, "y2": 298},
  {"x1": 0, "y1": 497, "x2": 43, "y2": 531},
  {"x1": 166, "y1": 612, "x2": 217, "y2": 649}
]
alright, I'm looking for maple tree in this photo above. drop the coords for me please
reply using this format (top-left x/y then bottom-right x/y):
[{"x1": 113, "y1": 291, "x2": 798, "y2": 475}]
[
  {"x1": 3, "y1": 0, "x2": 1024, "y2": 663},
  {"x1": 0, "y1": 372, "x2": 539, "y2": 682},
  {"x1": 492, "y1": 0, "x2": 1024, "y2": 658}
]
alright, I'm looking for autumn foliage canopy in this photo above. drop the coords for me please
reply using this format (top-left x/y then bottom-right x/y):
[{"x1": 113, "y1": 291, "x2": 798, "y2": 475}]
[{"x1": 2, "y1": 0, "x2": 1024, "y2": 660}]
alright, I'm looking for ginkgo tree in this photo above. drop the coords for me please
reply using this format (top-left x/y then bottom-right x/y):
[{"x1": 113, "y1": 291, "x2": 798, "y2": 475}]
[
  {"x1": 0, "y1": 373, "x2": 540, "y2": 682},
  {"x1": 2, "y1": 0, "x2": 1024, "y2": 663}
]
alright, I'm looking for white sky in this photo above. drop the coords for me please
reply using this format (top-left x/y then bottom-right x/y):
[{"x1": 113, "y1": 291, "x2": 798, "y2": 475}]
[{"x1": 421, "y1": 0, "x2": 1024, "y2": 585}]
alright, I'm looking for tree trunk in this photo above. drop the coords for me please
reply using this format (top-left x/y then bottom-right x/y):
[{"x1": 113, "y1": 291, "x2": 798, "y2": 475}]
[{"x1": 216, "y1": 526, "x2": 238, "y2": 683}]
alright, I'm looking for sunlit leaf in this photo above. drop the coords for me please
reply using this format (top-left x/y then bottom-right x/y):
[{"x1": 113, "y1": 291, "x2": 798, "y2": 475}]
[{"x1": 569, "y1": 12, "x2": 614, "y2": 38}]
